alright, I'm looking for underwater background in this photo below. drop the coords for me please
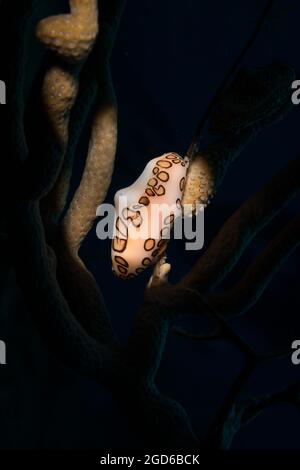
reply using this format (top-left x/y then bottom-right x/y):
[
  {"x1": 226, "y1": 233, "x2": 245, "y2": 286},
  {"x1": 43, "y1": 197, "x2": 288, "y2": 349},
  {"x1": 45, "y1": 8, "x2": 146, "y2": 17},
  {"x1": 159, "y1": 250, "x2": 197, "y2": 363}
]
[{"x1": 0, "y1": 0, "x2": 299, "y2": 449}]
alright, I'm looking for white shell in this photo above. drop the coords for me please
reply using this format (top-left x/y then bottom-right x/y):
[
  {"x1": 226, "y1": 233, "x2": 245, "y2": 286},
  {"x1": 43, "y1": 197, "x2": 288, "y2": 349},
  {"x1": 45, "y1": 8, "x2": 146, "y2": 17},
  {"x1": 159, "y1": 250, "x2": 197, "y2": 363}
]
[{"x1": 111, "y1": 152, "x2": 189, "y2": 279}]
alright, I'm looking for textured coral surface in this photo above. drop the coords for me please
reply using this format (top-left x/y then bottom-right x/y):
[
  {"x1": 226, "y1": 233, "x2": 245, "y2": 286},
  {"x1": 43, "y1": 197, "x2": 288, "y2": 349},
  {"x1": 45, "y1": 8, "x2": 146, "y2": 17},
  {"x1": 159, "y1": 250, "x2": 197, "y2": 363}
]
[{"x1": 36, "y1": 0, "x2": 98, "y2": 62}]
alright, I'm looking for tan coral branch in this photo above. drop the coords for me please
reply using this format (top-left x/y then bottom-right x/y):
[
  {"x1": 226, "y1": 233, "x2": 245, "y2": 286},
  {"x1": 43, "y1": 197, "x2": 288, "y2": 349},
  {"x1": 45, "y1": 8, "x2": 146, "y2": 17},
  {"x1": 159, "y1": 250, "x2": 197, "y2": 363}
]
[
  {"x1": 36, "y1": 0, "x2": 99, "y2": 63},
  {"x1": 34, "y1": 1, "x2": 114, "y2": 342},
  {"x1": 40, "y1": 2, "x2": 124, "y2": 342},
  {"x1": 62, "y1": 101, "x2": 117, "y2": 253},
  {"x1": 55, "y1": 96, "x2": 118, "y2": 341},
  {"x1": 42, "y1": 65, "x2": 78, "y2": 146},
  {"x1": 38, "y1": 65, "x2": 79, "y2": 227},
  {"x1": 37, "y1": 1, "x2": 99, "y2": 223},
  {"x1": 182, "y1": 153, "x2": 215, "y2": 210}
]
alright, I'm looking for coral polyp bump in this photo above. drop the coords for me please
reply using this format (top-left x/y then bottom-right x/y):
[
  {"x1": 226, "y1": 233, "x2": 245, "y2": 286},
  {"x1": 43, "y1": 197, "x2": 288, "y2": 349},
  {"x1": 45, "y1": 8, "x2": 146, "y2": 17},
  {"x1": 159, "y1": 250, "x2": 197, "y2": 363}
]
[{"x1": 112, "y1": 153, "x2": 189, "y2": 279}]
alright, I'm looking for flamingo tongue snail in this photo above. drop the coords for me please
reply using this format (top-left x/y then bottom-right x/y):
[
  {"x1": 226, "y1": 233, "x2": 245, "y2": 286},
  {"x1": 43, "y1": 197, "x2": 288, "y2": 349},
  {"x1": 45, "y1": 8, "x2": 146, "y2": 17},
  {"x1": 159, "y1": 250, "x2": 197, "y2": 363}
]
[{"x1": 111, "y1": 153, "x2": 189, "y2": 279}]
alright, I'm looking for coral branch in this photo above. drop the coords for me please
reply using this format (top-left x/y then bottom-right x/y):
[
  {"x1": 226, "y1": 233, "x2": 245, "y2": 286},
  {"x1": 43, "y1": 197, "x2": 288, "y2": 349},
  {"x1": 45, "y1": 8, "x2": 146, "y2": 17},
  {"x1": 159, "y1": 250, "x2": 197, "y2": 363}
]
[
  {"x1": 36, "y1": 0, "x2": 99, "y2": 218},
  {"x1": 204, "y1": 356, "x2": 256, "y2": 449},
  {"x1": 135, "y1": 385, "x2": 199, "y2": 448},
  {"x1": 182, "y1": 157, "x2": 300, "y2": 292},
  {"x1": 62, "y1": 100, "x2": 117, "y2": 252},
  {"x1": 11, "y1": 202, "x2": 113, "y2": 379},
  {"x1": 31, "y1": 1, "x2": 110, "y2": 344},
  {"x1": 42, "y1": 66, "x2": 78, "y2": 147},
  {"x1": 41, "y1": 55, "x2": 98, "y2": 226},
  {"x1": 42, "y1": 0, "x2": 126, "y2": 227},
  {"x1": 209, "y1": 381, "x2": 300, "y2": 449},
  {"x1": 133, "y1": 157, "x2": 300, "y2": 389},
  {"x1": 245, "y1": 382, "x2": 300, "y2": 417},
  {"x1": 36, "y1": 0, "x2": 98, "y2": 63},
  {"x1": 209, "y1": 214, "x2": 300, "y2": 317},
  {"x1": 3, "y1": 1, "x2": 40, "y2": 174},
  {"x1": 56, "y1": 78, "x2": 117, "y2": 342},
  {"x1": 61, "y1": 0, "x2": 123, "y2": 253},
  {"x1": 51, "y1": 2, "x2": 125, "y2": 342},
  {"x1": 183, "y1": 61, "x2": 294, "y2": 210},
  {"x1": 186, "y1": 0, "x2": 276, "y2": 158},
  {"x1": 182, "y1": 152, "x2": 215, "y2": 209}
]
